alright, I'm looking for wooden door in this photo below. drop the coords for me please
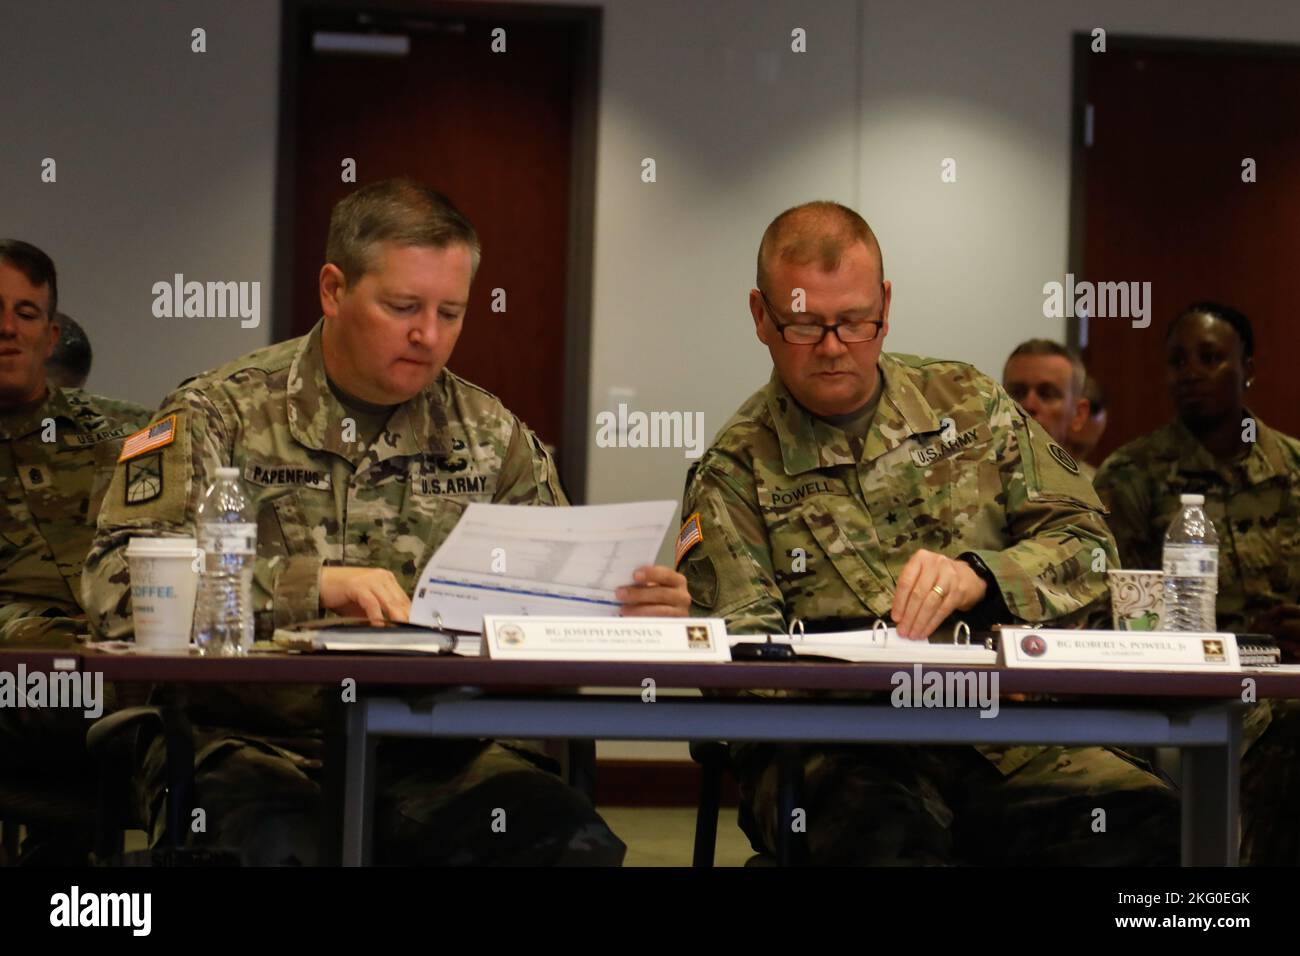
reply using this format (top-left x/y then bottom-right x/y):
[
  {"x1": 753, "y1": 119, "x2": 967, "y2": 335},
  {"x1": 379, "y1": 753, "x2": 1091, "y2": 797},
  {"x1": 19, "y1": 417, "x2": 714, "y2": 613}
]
[
  {"x1": 1074, "y1": 37, "x2": 1300, "y2": 464},
  {"x1": 279, "y1": 1, "x2": 595, "y2": 472}
]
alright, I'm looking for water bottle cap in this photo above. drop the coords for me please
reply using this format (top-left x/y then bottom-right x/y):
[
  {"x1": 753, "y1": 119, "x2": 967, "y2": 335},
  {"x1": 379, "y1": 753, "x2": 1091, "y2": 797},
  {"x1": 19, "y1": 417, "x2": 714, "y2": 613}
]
[
  {"x1": 215, "y1": 466, "x2": 240, "y2": 479},
  {"x1": 1180, "y1": 493, "x2": 1205, "y2": 505}
]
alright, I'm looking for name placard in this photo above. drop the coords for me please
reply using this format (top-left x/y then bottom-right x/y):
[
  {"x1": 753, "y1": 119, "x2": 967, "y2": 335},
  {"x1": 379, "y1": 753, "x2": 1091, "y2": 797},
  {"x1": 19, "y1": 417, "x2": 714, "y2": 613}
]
[
  {"x1": 481, "y1": 616, "x2": 730, "y2": 662},
  {"x1": 998, "y1": 628, "x2": 1240, "y2": 672}
]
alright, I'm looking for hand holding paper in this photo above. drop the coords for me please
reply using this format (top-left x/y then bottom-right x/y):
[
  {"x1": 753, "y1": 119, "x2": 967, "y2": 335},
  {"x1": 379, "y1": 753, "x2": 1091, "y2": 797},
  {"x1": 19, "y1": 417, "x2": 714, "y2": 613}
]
[{"x1": 615, "y1": 564, "x2": 691, "y2": 618}]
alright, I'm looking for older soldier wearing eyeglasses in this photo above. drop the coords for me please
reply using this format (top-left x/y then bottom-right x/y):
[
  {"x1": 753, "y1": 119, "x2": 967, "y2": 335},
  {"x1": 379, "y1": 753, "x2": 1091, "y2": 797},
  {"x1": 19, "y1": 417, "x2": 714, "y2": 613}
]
[{"x1": 678, "y1": 201, "x2": 1179, "y2": 866}]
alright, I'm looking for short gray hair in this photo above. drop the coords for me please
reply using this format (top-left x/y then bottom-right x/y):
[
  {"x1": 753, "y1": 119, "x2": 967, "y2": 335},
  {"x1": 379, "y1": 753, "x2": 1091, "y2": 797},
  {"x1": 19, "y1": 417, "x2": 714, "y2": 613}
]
[
  {"x1": 1006, "y1": 338, "x2": 1086, "y2": 397},
  {"x1": 325, "y1": 178, "x2": 481, "y2": 286}
]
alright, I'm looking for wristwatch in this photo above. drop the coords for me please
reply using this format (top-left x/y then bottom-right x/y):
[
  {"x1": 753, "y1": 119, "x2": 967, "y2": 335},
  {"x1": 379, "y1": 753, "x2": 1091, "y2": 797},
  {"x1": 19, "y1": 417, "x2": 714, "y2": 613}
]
[{"x1": 955, "y1": 552, "x2": 1008, "y2": 629}]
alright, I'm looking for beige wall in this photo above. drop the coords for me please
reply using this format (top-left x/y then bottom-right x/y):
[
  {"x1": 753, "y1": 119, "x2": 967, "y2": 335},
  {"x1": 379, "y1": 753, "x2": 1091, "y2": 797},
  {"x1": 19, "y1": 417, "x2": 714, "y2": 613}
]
[{"x1": 3, "y1": 0, "x2": 279, "y2": 409}]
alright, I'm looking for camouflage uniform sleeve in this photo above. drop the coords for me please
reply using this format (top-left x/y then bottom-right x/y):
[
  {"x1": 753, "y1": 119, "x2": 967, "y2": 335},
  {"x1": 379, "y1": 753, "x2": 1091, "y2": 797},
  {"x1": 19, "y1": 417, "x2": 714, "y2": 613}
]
[
  {"x1": 81, "y1": 388, "x2": 324, "y2": 637},
  {"x1": 81, "y1": 392, "x2": 206, "y2": 637},
  {"x1": 964, "y1": 390, "x2": 1117, "y2": 625},
  {"x1": 493, "y1": 417, "x2": 569, "y2": 507},
  {"x1": 0, "y1": 605, "x2": 85, "y2": 648},
  {"x1": 679, "y1": 447, "x2": 785, "y2": 635},
  {"x1": 1093, "y1": 449, "x2": 1158, "y2": 572}
]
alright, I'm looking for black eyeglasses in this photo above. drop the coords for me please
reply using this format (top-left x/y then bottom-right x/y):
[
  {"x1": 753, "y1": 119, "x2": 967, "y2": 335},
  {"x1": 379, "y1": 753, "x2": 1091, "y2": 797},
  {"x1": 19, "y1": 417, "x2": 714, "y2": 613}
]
[{"x1": 758, "y1": 289, "x2": 884, "y2": 345}]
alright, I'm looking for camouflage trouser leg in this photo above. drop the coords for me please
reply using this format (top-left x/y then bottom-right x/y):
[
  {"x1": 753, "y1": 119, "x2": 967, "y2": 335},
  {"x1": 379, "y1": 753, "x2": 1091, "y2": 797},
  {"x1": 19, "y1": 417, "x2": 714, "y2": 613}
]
[
  {"x1": 735, "y1": 743, "x2": 988, "y2": 865},
  {"x1": 138, "y1": 731, "x2": 322, "y2": 865},
  {"x1": 960, "y1": 746, "x2": 1180, "y2": 865},
  {"x1": 1241, "y1": 699, "x2": 1300, "y2": 865},
  {"x1": 373, "y1": 739, "x2": 626, "y2": 866},
  {"x1": 737, "y1": 743, "x2": 1178, "y2": 865},
  {"x1": 140, "y1": 733, "x2": 625, "y2": 866}
]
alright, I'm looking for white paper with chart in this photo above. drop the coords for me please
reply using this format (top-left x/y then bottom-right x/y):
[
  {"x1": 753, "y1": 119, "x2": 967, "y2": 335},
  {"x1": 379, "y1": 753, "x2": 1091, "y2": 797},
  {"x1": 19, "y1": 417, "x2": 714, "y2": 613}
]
[{"x1": 408, "y1": 501, "x2": 678, "y2": 633}]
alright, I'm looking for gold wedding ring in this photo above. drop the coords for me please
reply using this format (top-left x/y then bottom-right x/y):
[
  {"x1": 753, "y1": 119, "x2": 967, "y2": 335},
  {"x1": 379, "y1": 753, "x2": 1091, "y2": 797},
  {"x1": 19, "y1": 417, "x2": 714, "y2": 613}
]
[{"x1": 931, "y1": 584, "x2": 946, "y2": 598}]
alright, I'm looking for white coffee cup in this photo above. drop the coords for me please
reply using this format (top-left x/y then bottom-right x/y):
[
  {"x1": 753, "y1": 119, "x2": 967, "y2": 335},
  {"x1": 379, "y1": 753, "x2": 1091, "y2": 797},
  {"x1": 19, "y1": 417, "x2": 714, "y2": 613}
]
[{"x1": 126, "y1": 537, "x2": 200, "y2": 651}]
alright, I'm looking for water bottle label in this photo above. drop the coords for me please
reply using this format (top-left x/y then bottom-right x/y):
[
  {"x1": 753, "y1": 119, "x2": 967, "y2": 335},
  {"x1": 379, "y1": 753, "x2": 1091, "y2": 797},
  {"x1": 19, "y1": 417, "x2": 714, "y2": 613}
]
[
  {"x1": 200, "y1": 522, "x2": 257, "y2": 556},
  {"x1": 1162, "y1": 546, "x2": 1218, "y2": 579}
]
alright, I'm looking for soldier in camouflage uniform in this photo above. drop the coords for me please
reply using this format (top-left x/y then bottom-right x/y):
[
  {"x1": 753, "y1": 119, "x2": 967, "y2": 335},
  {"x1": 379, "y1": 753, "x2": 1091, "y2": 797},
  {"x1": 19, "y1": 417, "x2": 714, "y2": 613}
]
[
  {"x1": 0, "y1": 241, "x2": 151, "y2": 649},
  {"x1": 679, "y1": 202, "x2": 1178, "y2": 865},
  {"x1": 82, "y1": 180, "x2": 690, "y2": 865},
  {"x1": 1095, "y1": 302, "x2": 1300, "y2": 865},
  {"x1": 0, "y1": 240, "x2": 151, "y2": 862}
]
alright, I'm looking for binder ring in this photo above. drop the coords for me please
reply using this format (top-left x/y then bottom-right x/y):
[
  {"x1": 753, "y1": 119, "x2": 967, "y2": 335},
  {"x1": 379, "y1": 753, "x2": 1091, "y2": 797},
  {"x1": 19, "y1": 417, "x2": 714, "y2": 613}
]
[
  {"x1": 872, "y1": 618, "x2": 889, "y2": 640},
  {"x1": 953, "y1": 620, "x2": 971, "y2": 645},
  {"x1": 435, "y1": 613, "x2": 445, "y2": 631},
  {"x1": 788, "y1": 618, "x2": 806, "y2": 639}
]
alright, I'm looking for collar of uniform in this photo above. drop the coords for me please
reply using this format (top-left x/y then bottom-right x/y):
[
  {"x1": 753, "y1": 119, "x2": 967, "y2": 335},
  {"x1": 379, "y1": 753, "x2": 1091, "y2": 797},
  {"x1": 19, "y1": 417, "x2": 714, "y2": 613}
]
[
  {"x1": 860, "y1": 353, "x2": 943, "y2": 464},
  {"x1": 764, "y1": 371, "x2": 849, "y2": 474},
  {"x1": 764, "y1": 355, "x2": 942, "y2": 476},
  {"x1": 0, "y1": 386, "x2": 81, "y2": 441},
  {"x1": 286, "y1": 319, "x2": 451, "y2": 463},
  {"x1": 1166, "y1": 412, "x2": 1284, "y2": 487},
  {"x1": 1241, "y1": 413, "x2": 1291, "y2": 485}
]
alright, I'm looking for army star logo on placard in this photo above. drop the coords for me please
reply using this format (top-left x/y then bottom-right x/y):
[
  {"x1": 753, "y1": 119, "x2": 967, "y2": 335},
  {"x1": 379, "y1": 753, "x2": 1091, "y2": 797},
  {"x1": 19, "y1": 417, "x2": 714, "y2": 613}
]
[{"x1": 125, "y1": 453, "x2": 163, "y2": 505}]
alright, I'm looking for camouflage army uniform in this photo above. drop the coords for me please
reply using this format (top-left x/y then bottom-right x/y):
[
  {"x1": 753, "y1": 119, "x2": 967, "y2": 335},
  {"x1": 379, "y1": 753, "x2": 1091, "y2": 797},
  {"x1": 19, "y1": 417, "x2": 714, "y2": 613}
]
[
  {"x1": 82, "y1": 320, "x2": 624, "y2": 866},
  {"x1": 681, "y1": 355, "x2": 1178, "y2": 865},
  {"x1": 1096, "y1": 414, "x2": 1300, "y2": 865},
  {"x1": 1, "y1": 387, "x2": 150, "y2": 646},
  {"x1": 0, "y1": 387, "x2": 150, "y2": 778}
]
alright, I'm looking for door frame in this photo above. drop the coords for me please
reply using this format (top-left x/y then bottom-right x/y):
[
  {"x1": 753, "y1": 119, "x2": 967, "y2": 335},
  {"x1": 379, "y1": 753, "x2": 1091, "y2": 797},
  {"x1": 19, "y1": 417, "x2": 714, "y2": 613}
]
[{"x1": 273, "y1": 0, "x2": 602, "y2": 503}]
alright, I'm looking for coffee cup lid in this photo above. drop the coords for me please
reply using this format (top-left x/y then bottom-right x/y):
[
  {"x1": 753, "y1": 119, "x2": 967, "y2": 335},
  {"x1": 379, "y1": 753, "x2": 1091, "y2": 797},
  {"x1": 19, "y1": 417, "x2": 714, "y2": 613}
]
[{"x1": 126, "y1": 536, "x2": 199, "y2": 556}]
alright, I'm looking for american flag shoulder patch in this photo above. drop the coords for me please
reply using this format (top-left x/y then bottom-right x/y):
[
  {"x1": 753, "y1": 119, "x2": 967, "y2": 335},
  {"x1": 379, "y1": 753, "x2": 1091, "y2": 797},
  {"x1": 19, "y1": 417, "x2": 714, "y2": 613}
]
[
  {"x1": 118, "y1": 414, "x2": 178, "y2": 462},
  {"x1": 675, "y1": 512, "x2": 704, "y2": 566}
]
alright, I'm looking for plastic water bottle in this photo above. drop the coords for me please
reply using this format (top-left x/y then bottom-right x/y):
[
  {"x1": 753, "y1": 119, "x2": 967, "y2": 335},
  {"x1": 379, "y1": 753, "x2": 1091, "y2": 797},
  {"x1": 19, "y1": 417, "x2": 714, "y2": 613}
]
[
  {"x1": 193, "y1": 466, "x2": 256, "y2": 656},
  {"x1": 1161, "y1": 493, "x2": 1219, "y2": 632}
]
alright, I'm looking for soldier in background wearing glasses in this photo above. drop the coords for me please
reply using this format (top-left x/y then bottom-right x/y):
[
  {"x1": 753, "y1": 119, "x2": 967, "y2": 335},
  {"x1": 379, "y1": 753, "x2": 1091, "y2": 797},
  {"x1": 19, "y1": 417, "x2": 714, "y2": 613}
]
[{"x1": 678, "y1": 201, "x2": 1179, "y2": 865}]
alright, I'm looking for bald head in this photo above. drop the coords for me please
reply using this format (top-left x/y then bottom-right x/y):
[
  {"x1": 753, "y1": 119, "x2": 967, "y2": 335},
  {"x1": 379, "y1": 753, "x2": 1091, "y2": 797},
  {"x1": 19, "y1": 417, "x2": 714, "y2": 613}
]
[{"x1": 756, "y1": 201, "x2": 883, "y2": 294}]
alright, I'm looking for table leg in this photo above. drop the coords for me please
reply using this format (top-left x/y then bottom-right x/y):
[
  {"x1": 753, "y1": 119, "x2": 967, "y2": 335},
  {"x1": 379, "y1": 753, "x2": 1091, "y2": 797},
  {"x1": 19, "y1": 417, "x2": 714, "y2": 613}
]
[
  {"x1": 775, "y1": 744, "x2": 809, "y2": 866},
  {"x1": 340, "y1": 698, "x2": 376, "y2": 867},
  {"x1": 1180, "y1": 706, "x2": 1242, "y2": 866}
]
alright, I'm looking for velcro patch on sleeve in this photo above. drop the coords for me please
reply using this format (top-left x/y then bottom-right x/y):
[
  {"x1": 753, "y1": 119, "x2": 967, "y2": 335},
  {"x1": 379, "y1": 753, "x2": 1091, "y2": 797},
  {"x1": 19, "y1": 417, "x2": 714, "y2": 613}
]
[
  {"x1": 124, "y1": 453, "x2": 164, "y2": 505},
  {"x1": 118, "y1": 414, "x2": 177, "y2": 462},
  {"x1": 99, "y1": 409, "x2": 192, "y2": 524},
  {"x1": 675, "y1": 512, "x2": 704, "y2": 566}
]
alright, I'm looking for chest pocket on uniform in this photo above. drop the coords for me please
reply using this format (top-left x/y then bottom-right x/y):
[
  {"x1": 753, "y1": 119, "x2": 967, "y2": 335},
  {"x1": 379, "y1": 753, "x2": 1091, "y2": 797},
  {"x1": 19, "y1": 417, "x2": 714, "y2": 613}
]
[
  {"x1": 389, "y1": 493, "x2": 467, "y2": 587},
  {"x1": 799, "y1": 502, "x2": 894, "y2": 619},
  {"x1": 18, "y1": 446, "x2": 99, "y2": 589},
  {"x1": 266, "y1": 489, "x2": 321, "y2": 560},
  {"x1": 902, "y1": 424, "x2": 1004, "y2": 555}
]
